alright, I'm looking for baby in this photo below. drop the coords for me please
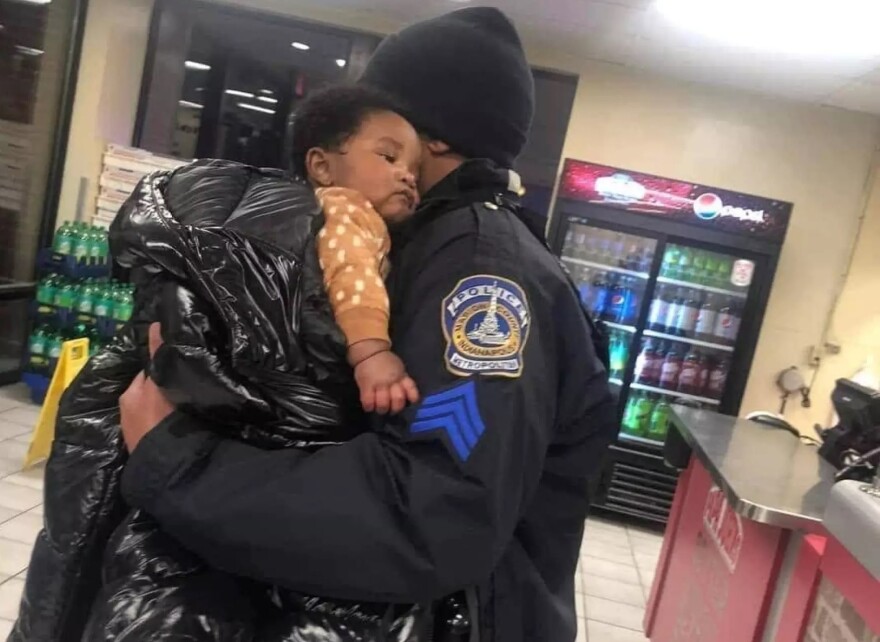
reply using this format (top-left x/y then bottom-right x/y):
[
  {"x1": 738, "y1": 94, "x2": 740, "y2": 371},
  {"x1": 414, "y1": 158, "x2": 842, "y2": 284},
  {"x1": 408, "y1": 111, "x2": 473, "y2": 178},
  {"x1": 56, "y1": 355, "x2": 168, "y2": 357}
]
[{"x1": 291, "y1": 85, "x2": 421, "y2": 414}]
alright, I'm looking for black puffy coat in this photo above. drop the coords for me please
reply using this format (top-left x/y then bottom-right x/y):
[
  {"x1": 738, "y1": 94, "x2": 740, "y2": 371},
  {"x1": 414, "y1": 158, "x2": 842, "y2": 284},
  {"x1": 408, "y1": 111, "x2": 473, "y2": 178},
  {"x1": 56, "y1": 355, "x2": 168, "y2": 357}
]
[{"x1": 10, "y1": 160, "x2": 433, "y2": 641}]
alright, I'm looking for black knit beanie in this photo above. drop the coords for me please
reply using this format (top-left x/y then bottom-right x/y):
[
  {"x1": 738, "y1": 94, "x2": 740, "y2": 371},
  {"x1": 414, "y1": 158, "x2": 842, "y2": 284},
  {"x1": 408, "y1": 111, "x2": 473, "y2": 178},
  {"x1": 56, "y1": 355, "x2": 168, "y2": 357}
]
[{"x1": 360, "y1": 7, "x2": 535, "y2": 168}]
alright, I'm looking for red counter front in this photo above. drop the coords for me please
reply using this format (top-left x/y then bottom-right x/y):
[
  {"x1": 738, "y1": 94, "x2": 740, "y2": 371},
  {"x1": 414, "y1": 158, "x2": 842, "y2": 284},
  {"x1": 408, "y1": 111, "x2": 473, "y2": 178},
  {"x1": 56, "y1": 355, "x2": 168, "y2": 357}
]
[{"x1": 645, "y1": 456, "x2": 880, "y2": 642}]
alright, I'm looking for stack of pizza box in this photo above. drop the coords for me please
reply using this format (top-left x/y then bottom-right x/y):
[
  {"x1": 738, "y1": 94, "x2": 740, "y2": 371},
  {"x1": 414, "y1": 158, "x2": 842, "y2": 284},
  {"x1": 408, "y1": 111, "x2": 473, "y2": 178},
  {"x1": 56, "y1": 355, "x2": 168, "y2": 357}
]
[{"x1": 93, "y1": 145, "x2": 188, "y2": 228}]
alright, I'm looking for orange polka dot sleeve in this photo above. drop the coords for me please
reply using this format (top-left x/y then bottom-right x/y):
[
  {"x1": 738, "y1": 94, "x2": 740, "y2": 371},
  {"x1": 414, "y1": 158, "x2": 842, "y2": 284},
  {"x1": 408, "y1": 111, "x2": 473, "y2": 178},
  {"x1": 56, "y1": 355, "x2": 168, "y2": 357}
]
[{"x1": 316, "y1": 187, "x2": 392, "y2": 347}]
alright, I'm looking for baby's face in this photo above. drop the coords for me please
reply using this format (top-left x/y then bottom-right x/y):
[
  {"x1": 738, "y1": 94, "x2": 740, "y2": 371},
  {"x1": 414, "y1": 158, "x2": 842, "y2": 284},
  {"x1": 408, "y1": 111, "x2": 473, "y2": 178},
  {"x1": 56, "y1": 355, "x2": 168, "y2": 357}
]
[{"x1": 330, "y1": 111, "x2": 421, "y2": 224}]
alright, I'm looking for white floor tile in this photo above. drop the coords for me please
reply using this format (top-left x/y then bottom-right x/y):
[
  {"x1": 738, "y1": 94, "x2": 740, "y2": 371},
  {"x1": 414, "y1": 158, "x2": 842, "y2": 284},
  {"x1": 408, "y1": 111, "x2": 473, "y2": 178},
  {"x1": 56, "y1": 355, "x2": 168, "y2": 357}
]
[
  {"x1": 585, "y1": 595, "x2": 645, "y2": 631},
  {"x1": 0, "y1": 458, "x2": 21, "y2": 479},
  {"x1": 576, "y1": 593, "x2": 586, "y2": 618},
  {"x1": 27, "y1": 504, "x2": 43, "y2": 517},
  {"x1": 582, "y1": 544, "x2": 636, "y2": 566},
  {"x1": 0, "y1": 506, "x2": 19, "y2": 525},
  {"x1": 0, "y1": 538, "x2": 31, "y2": 576},
  {"x1": 0, "y1": 617, "x2": 13, "y2": 639},
  {"x1": 0, "y1": 385, "x2": 30, "y2": 403},
  {"x1": 629, "y1": 535, "x2": 663, "y2": 555},
  {"x1": 0, "y1": 512, "x2": 42, "y2": 545},
  {"x1": 583, "y1": 526, "x2": 633, "y2": 550},
  {"x1": 0, "y1": 441, "x2": 28, "y2": 464},
  {"x1": 588, "y1": 619, "x2": 649, "y2": 641},
  {"x1": 0, "y1": 481, "x2": 42, "y2": 511},
  {"x1": 582, "y1": 558, "x2": 641, "y2": 586},
  {"x1": 634, "y1": 551, "x2": 659, "y2": 572},
  {"x1": 627, "y1": 525, "x2": 663, "y2": 543},
  {"x1": 0, "y1": 397, "x2": 21, "y2": 414},
  {"x1": 2, "y1": 467, "x2": 44, "y2": 491},
  {"x1": 583, "y1": 574, "x2": 646, "y2": 607},
  {"x1": 0, "y1": 407, "x2": 38, "y2": 429},
  {"x1": 0, "y1": 577, "x2": 24, "y2": 620},
  {"x1": 0, "y1": 423, "x2": 30, "y2": 441}
]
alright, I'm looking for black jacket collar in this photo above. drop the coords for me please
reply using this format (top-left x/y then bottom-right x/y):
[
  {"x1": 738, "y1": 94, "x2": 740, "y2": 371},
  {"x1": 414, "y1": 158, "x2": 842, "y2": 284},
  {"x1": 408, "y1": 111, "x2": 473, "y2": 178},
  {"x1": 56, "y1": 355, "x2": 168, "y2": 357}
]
[{"x1": 390, "y1": 159, "x2": 522, "y2": 252}]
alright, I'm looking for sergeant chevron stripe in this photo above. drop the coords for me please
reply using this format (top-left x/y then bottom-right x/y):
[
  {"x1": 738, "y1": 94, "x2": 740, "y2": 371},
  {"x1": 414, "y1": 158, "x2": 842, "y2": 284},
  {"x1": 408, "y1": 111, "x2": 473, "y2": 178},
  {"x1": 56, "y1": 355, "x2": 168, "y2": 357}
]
[{"x1": 410, "y1": 381, "x2": 486, "y2": 461}]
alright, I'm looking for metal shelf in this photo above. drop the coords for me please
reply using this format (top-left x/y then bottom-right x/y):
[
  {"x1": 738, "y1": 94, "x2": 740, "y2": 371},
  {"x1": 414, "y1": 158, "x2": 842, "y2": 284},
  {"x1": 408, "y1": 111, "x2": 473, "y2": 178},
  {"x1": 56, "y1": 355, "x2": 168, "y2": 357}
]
[
  {"x1": 656, "y1": 275, "x2": 748, "y2": 299},
  {"x1": 562, "y1": 256, "x2": 650, "y2": 279},
  {"x1": 643, "y1": 329, "x2": 734, "y2": 352},
  {"x1": 619, "y1": 432, "x2": 664, "y2": 447},
  {"x1": 605, "y1": 322, "x2": 638, "y2": 333},
  {"x1": 609, "y1": 377, "x2": 624, "y2": 386},
  {"x1": 630, "y1": 382, "x2": 721, "y2": 406}
]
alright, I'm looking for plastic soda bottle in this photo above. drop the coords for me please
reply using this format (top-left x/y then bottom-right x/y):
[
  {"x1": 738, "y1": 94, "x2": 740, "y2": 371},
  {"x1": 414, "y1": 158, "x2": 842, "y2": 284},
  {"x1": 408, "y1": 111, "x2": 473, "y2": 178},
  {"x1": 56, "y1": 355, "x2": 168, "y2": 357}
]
[
  {"x1": 703, "y1": 253, "x2": 718, "y2": 286},
  {"x1": 634, "y1": 394, "x2": 656, "y2": 435},
  {"x1": 677, "y1": 247, "x2": 693, "y2": 282},
  {"x1": 647, "y1": 401, "x2": 672, "y2": 440},
  {"x1": 113, "y1": 287, "x2": 134, "y2": 323},
  {"x1": 716, "y1": 256, "x2": 733, "y2": 288},
  {"x1": 36, "y1": 276, "x2": 57, "y2": 306},
  {"x1": 28, "y1": 326, "x2": 49, "y2": 372},
  {"x1": 73, "y1": 223, "x2": 91, "y2": 262},
  {"x1": 47, "y1": 329, "x2": 64, "y2": 372},
  {"x1": 622, "y1": 394, "x2": 640, "y2": 435},
  {"x1": 76, "y1": 280, "x2": 96, "y2": 315},
  {"x1": 94, "y1": 284, "x2": 114, "y2": 319},
  {"x1": 660, "y1": 245, "x2": 680, "y2": 278},
  {"x1": 53, "y1": 222, "x2": 74, "y2": 255},
  {"x1": 692, "y1": 251, "x2": 707, "y2": 284}
]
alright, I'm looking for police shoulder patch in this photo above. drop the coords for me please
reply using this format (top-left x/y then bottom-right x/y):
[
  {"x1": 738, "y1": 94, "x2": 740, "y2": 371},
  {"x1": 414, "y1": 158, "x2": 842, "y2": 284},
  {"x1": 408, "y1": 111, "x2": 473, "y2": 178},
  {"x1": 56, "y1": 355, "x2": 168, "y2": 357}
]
[{"x1": 442, "y1": 274, "x2": 531, "y2": 378}]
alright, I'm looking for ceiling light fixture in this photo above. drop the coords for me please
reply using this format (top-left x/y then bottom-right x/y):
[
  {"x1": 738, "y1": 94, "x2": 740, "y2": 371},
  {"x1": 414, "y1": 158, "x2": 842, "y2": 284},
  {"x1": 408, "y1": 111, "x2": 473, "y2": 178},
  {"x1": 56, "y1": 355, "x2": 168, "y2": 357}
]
[
  {"x1": 336, "y1": 59, "x2": 347, "y2": 68},
  {"x1": 657, "y1": 0, "x2": 880, "y2": 57},
  {"x1": 238, "y1": 102, "x2": 276, "y2": 115},
  {"x1": 15, "y1": 0, "x2": 52, "y2": 4},
  {"x1": 225, "y1": 89, "x2": 254, "y2": 98},
  {"x1": 291, "y1": 41, "x2": 310, "y2": 51},
  {"x1": 179, "y1": 100, "x2": 204, "y2": 109},
  {"x1": 259, "y1": 89, "x2": 274, "y2": 95},
  {"x1": 185, "y1": 60, "x2": 211, "y2": 71},
  {"x1": 257, "y1": 96, "x2": 279, "y2": 104}
]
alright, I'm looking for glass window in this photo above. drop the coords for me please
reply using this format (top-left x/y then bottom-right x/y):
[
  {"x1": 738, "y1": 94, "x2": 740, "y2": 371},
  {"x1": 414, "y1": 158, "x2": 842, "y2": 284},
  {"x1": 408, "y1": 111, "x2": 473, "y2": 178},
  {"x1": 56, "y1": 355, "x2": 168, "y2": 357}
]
[
  {"x1": 0, "y1": 0, "x2": 85, "y2": 383},
  {"x1": 136, "y1": 0, "x2": 379, "y2": 169},
  {"x1": 136, "y1": 2, "x2": 577, "y2": 214}
]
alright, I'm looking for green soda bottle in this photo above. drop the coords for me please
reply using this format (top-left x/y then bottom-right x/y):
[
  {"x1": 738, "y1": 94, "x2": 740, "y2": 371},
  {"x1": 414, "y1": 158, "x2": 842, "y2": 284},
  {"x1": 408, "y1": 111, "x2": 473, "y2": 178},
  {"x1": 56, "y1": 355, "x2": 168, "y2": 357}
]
[
  {"x1": 647, "y1": 400, "x2": 672, "y2": 441},
  {"x1": 54, "y1": 278, "x2": 75, "y2": 310},
  {"x1": 36, "y1": 276, "x2": 56, "y2": 306},
  {"x1": 692, "y1": 251, "x2": 707, "y2": 285},
  {"x1": 621, "y1": 393, "x2": 640, "y2": 435},
  {"x1": 47, "y1": 329, "x2": 64, "y2": 370},
  {"x1": 53, "y1": 222, "x2": 74, "y2": 255},
  {"x1": 94, "y1": 284, "x2": 114, "y2": 319},
  {"x1": 677, "y1": 248, "x2": 693, "y2": 283},
  {"x1": 112, "y1": 287, "x2": 134, "y2": 322},
  {"x1": 73, "y1": 223, "x2": 90, "y2": 262},
  {"x1": 28, "y1": 326, "x2": 49, "y2": 371},
  {"x1": 91, "y1": 226, "x2": 109, "y2": 262},
  {"x1": 76, "y1": 280, "x2": 96, "y2": 315},
  {"x1": 660, "y1": 245, "x2": 680, "y2": 279},
  {"x1": 634, "y1": 393, "x2": 656, "y2": 436},
  {"x1": 703, "y1": 253, "x2": 718, "y2": 286}
]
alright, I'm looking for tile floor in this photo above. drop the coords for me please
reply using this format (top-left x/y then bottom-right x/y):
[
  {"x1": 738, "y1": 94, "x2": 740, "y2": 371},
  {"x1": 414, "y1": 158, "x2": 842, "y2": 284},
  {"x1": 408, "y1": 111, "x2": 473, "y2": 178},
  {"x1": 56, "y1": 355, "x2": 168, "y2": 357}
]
[{"x1": 0, "y1": 383, "x2": 664, "y2": 641}]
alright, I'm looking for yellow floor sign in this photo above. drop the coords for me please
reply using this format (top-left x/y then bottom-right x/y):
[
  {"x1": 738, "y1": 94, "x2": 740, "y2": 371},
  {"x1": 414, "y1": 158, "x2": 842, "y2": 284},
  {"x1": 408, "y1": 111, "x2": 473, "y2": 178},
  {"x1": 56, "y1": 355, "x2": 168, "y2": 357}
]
[{"x1": 24, "y1": 338, "x2": 90, "y2": 468}]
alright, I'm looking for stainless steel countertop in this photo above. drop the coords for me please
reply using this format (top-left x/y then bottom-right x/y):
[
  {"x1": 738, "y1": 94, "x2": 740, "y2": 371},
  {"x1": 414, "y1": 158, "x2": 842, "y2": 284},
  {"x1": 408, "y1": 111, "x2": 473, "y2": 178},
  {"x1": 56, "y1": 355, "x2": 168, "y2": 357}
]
[{"x1": 671, "y1": 407, "x2": 836, "y2": 532}]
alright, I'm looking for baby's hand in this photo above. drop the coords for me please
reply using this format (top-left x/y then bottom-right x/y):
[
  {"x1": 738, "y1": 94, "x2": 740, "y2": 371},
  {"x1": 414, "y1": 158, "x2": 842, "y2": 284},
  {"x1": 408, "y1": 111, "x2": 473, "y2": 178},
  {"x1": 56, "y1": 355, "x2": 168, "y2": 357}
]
[{"x1": 354, "y1": 350, "x2": 420, "y2": 414}]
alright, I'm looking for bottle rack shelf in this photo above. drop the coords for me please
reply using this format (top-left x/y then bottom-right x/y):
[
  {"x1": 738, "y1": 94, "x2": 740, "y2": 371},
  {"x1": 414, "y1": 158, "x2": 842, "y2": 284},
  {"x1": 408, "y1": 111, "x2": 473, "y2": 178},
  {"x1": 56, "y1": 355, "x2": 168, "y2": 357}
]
[
  {"x1": 630, "y1": 382, "x2": 721, "y2": 406},
  {"x1": 619, "y1": 432, "x2": 664, "y2": 447},
  {"x1": 605, "y1": 322, "x2": 638, "y2": 333},
  {"x1": 562, "y1": 256, "x2": 650, "y2": 280},
  {"x1": 38, "y1": 248, "x2": 111, "y2": 280},
  {"x1": 643, "y1": 330, "x2": 734, "y2": 353},
  {"x1": 656, "y1": 275, "x2": 747, "y2": 299}
]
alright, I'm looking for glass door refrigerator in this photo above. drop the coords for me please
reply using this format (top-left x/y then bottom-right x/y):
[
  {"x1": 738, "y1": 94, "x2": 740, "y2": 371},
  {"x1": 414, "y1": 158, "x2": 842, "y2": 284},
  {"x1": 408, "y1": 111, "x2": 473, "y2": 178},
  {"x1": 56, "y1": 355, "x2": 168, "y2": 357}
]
[{"x1": 548, "y1": 159, "x2": 792, "y2": 524}]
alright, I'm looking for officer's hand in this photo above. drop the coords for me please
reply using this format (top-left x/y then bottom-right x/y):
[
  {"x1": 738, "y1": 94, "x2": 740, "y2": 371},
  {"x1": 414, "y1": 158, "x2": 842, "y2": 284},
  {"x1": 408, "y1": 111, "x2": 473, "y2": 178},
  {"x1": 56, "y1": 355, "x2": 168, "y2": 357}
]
[{"x1": 119, "y1": 323, "x2": 175, "y2": 452}]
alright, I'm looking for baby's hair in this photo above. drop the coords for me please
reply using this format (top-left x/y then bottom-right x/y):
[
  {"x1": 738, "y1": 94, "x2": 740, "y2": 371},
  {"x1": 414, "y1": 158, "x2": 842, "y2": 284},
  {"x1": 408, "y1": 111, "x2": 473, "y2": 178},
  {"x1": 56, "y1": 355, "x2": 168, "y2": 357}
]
[{"x1": 290, "y1": 84, "x2": 408, "y2": 179}]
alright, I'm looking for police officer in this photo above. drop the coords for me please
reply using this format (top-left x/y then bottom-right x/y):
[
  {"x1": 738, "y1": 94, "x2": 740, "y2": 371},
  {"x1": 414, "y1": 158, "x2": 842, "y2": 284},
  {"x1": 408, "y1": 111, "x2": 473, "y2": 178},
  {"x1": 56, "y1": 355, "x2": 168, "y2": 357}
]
[{"x1": 119, "y1": 7, "x2": 617, "y2": 641}]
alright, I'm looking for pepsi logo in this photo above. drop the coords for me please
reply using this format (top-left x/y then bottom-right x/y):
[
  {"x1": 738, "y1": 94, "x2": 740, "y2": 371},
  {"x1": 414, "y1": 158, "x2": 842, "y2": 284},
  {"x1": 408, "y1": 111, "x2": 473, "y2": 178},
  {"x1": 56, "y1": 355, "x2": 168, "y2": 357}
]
[{"x1": 693, "y1": 193, "x2": 723, "y2": 220}]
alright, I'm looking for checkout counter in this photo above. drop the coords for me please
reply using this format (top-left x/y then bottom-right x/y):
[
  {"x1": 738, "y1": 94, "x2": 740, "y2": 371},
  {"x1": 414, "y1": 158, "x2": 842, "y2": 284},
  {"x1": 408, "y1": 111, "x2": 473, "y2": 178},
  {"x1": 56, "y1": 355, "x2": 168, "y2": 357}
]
[{"x1": 644, "y1": 405, "x2": 880, "y2": 642}]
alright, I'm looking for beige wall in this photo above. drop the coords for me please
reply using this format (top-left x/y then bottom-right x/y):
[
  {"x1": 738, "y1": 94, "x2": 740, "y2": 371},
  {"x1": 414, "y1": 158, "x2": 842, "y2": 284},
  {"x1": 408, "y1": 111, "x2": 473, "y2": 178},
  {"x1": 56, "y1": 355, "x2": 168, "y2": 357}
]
[
  {"x1": 55, "y1": 0, "x2": 155, "y2": 224},
  {"x1": 56, "y1": 1, "x2": 880, "y2": 427},
  {"x1": 558, "y1": 62, "x2": 880, "y2": 428},
  {"x1": 806, "y1": 167, "x2": 880, "y2": 423}
]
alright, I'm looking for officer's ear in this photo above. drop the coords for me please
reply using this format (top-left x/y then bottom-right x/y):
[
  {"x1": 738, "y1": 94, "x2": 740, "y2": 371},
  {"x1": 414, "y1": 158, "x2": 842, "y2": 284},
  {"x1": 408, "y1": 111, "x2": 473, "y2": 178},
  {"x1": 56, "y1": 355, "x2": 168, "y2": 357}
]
[
  {"x1": 424, "y1": 139, "x2": 452, "y2": 156},
  {"x1": 304, "y1": 148, "x2": 334, "y2": 187}
]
